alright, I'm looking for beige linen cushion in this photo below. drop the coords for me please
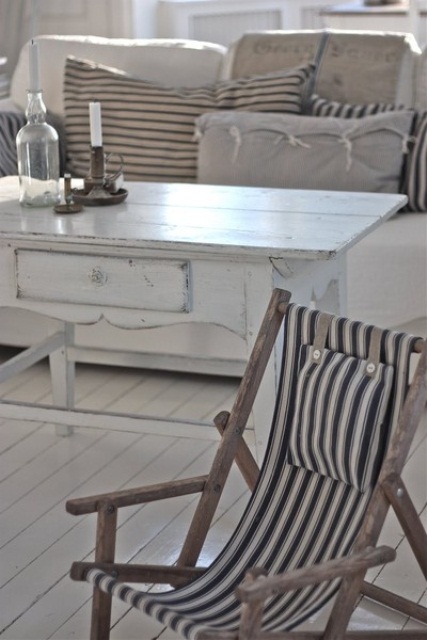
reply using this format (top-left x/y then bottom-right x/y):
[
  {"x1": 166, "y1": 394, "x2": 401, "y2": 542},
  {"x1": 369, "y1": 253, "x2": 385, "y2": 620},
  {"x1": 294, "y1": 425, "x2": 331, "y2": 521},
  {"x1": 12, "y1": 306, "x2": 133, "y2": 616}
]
[
  {"x1": 306, "y1": 95, "x2": 427, "y2": 213},
  {"x1": 225, "y1": 31, "x2": 322, "y2": 78},
  {"x1": 195, "y1": 110, "x2": 413, "y2": 193},
  {"x1": 226, "y1": 30, "x2": 420, "y2": 108},
  {"x1": 313, "y1": 31, "x2": 419, "y2": 107},
  {"x1": 64, "y1": 56, "x2": 313, "y2": 182}
]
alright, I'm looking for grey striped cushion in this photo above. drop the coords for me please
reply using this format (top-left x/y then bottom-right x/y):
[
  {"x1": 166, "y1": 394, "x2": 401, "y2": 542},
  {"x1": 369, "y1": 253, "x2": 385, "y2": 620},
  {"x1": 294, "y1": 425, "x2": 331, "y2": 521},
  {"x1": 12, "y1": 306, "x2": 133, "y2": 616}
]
[
  {"x1": 0, "y1": 110, "x2": 67, "y2": 177},
  {"x1": 287, "y1": 345, "x2": 394, "y2": 491},
  {"x1": 0, "y1": 111, "x2": 26, "y2": 176},
  {"x1": 403, "y1": 110, "x2": 427, "y2": 212},
  {"x1": 308, "y1": 94, "x2": 400, "y2": 118},
  {"x1": 81, "y1": 304, "x2": 417, "y2": 639},
  {"x1": 63, "y1": 56, "x2": 313, "y2": 182}
]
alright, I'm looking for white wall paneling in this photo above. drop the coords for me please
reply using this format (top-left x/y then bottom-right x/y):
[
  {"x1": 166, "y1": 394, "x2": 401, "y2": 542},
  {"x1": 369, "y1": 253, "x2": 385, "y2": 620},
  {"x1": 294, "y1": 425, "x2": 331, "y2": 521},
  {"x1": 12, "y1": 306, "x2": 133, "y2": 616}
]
[
  {"x1": 132, "y1": 0, "x2": 159, "y2": 37},
  {"x1": 322, "y1": 1, "x2": 427, "y2": 48},
  {"x1": 32, "y1": 0, "x2": 135, "y2": 39},
  {"x1": 156, "y1": 0, "x2": 334, "y2": 46}
]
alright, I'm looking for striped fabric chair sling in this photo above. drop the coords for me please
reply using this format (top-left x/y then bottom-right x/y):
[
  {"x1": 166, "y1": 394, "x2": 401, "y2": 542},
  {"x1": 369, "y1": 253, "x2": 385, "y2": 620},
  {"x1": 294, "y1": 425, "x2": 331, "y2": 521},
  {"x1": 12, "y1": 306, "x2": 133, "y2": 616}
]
[{"x1": 66, "y1": 288, "x2": 427, "y2": 640}]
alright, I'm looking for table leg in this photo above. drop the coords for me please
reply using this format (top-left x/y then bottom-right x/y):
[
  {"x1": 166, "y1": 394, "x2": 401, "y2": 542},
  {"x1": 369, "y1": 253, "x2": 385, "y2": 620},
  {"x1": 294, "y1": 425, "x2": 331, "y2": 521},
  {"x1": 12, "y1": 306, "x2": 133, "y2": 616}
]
[
  {"x1": 49, "y1": 322, "x2": 75, "y2": 436},
  {"x1": 245, "y1": 257, "x2": 346, "y2": 460},
  {"x1": 312, "y1": 256, "x2": 348, "y2": 317},
  {"x1": 244, "y1": 264, "x2": 278, "y2": 461}
]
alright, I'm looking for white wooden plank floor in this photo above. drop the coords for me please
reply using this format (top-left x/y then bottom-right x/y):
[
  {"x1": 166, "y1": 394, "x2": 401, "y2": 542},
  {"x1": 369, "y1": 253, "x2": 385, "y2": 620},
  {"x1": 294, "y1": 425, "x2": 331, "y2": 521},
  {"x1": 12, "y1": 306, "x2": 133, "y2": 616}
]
[{"x1": 0, "y1": 335, "x2": 426, "y2": 640}]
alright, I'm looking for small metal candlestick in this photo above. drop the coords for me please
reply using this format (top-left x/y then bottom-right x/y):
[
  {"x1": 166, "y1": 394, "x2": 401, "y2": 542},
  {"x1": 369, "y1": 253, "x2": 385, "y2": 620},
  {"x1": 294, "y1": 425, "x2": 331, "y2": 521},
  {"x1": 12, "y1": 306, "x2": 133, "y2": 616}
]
[
  {"x1": 54, "y1": 173, "x2": 83, "y2": 214},
  {"x1": 83, "y1": 146, "x2": 106, "y2": 193},
  {"x1": 72, "y1": 146, "x2": 128, "y2": 206}
]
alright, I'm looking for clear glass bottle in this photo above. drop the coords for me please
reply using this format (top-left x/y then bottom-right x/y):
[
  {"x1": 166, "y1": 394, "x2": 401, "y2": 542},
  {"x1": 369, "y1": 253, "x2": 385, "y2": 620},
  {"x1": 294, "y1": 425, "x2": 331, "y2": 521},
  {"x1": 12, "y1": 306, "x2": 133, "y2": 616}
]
[{"x1": 16, "y1": 90, "x2": 60, "y2": 207}]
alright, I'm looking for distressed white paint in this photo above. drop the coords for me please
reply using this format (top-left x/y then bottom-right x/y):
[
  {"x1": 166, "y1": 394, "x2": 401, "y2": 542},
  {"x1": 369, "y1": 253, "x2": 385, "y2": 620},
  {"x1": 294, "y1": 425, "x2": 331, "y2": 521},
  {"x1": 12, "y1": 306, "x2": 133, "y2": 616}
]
[{"x1": 16, "y1": 250, "x2": 190, "y2": 312}]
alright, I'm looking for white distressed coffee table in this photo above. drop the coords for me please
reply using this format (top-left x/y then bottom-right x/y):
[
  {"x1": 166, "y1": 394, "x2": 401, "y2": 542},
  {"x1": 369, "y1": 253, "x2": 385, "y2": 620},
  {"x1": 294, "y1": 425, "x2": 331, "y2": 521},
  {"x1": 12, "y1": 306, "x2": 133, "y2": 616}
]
[{"x1": 0, "y1": 177, "x2": 406, "y2": 456}]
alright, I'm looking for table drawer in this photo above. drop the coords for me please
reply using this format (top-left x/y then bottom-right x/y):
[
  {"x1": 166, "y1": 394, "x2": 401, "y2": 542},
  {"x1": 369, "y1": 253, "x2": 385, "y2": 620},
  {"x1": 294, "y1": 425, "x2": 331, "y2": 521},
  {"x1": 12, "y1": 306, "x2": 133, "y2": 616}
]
[{"x1": 15, "y1": 250, "x2": 190, "y2": 312}]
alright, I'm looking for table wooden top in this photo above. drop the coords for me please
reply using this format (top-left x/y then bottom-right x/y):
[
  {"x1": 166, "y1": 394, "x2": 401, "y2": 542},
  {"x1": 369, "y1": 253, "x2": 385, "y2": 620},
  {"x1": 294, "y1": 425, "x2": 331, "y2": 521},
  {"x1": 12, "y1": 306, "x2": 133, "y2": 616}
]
[{"x1": 0, "y1": 177, "x2": 407, "y2": 261}]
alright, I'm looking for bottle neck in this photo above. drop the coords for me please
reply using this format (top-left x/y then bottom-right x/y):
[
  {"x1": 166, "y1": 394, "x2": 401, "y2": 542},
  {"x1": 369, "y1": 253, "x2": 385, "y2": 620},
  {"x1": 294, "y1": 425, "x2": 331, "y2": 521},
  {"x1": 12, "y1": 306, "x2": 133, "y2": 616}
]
[{"x1": 25, "y1": 90, "x2": 47, "y2": 124}]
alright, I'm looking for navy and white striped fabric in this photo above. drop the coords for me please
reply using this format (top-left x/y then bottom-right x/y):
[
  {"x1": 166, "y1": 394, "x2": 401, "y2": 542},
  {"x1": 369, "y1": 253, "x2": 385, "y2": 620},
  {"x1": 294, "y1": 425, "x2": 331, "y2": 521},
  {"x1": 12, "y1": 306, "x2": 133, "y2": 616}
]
[
  {"x1": 403, "y1": 109, "x2": 427, "y2": 212},
  {"x1": 0, "y1": 111, "x2": 26, "y2": 177},
  {"x1": 84, "y1": 304, "x2": 417, "y2": 639},
  {"x1": 286, "y1": 344, "x2": 394, "y2": 491},
  {"x1": 0, "y1": 110, "x2": 67, "y2": 177},
  {"x1": 307, "y1": 94, "x2": 400, "y2": 118}
]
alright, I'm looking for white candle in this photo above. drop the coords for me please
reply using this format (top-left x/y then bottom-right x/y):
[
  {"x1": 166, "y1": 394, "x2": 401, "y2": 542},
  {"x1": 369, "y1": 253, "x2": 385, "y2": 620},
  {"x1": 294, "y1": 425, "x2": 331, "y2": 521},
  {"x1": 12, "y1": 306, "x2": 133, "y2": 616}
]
[
  {"x1": 29, "y1": 39, "x2": 40, "y2": 93},
  {"x1": 89, "y1": 101, "x2": 103, "y2": 147}
]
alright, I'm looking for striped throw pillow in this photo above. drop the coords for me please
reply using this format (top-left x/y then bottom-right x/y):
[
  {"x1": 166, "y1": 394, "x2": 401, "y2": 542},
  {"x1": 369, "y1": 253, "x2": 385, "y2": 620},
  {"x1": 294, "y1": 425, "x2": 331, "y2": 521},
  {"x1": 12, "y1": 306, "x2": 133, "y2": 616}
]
[
  {"x1": 307, "y1": 94, "x2": 400, "y2": 118},
  {"x1": 0, "y1": 111, "x2": 67, "y2": 177},
  {"x1": 63, "y1": 56, "x2": 314, "y2": 182},
  {"x1": 402, "y1": 110, "x2": 427, "y2": 212},
  {"x1": 0, "y1": 111, "x2": 26, "y2": 176},
  {"x1": 287, "y1": 345, "x2": 394, "y2": 492}
]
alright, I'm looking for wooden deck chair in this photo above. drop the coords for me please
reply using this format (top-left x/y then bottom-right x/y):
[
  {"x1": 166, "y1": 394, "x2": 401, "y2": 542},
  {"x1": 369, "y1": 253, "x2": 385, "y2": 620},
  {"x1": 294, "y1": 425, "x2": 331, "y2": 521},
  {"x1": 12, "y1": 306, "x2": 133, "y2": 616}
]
[{"x1": 66, "y1": 288, "x2": 427, "y2": 640}]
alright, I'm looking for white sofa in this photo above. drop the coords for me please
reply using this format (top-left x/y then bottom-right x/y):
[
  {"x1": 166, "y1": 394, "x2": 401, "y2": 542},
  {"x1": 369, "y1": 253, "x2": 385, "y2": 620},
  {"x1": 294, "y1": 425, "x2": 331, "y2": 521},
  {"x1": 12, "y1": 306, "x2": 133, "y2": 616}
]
[{"x1": 0, "y1": 31, "x2": 426, "y2": 370}]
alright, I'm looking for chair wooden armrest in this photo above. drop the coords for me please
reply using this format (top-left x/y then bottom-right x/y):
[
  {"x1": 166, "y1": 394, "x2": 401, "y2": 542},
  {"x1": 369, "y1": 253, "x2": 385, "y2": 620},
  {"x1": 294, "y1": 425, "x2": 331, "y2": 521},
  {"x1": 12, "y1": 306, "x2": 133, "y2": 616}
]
[
  {"x1": 66, "y1": 474, "x2": 209, "y2": 515},
  {"x1": 236, "y1": 546, "x2": 396, "y2": 603},
  {"x1": 70, "y1": 561, "x2": 206, "y2": 584}
]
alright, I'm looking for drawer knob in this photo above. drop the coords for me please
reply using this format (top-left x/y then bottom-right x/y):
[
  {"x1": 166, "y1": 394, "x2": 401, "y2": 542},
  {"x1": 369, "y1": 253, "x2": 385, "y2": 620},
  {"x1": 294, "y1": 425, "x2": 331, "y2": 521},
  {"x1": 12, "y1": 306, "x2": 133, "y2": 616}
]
[{"x1": 89, "y1": 267, "x2": 108, "y2": 286}]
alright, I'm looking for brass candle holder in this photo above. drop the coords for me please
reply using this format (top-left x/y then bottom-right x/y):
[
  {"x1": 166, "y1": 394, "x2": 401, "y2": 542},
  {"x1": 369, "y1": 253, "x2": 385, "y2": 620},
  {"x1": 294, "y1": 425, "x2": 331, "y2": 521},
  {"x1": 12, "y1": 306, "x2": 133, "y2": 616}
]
[
  {"x1": 54, "y1": 173, "x2": 83, "y2": 214},
  {"x1": 72, "y1": 146, "x2": 128, "y2": 206}
]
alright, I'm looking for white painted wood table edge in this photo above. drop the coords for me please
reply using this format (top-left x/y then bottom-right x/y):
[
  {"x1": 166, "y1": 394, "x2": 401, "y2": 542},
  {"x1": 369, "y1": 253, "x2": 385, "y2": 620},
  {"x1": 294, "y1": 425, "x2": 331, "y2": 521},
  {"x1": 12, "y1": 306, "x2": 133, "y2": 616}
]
[{"x1": 0, "y1": 177, "x2": 407, "y2": 457}]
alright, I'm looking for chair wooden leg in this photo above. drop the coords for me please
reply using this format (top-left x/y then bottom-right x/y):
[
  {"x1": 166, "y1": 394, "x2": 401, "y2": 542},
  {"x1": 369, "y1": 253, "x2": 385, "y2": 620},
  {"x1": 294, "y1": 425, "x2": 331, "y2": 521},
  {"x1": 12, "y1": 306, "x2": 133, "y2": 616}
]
[
  {"x1": 214, "y1": 410, "x2": 260, "y2": 492},
  {"x1": 321, "y1": 569, "x2": 367, "y2": 640},
  {"x1": 238, "y1": 569, "x2": 267, "y2": 640},
  {"x1": 90, "y1": 501, "x2": 117, "y2": 640},
  {"x1": 357, "y1": 474, "x2": 427, "y2": 625},
  {"x1": 361, "y1": 581, "x2": 427, "y2": 624},
  {"x1": 382, "y1": 474, "x2": 427, "y2": 579}
]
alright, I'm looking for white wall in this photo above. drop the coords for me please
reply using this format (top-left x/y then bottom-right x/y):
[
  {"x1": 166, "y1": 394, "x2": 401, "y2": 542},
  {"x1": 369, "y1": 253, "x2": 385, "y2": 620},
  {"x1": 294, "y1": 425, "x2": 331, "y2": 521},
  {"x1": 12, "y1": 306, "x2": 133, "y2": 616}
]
[
  {"x1": 33, "y1": 0, "x2": 158, "y2": 39},
  {"x1": 132, "y1": 0, "x2": 158, "y2": 38},
  {"x1": 0, "y1": 0, "x2": 157, "y2": 91},
  {"x1": 156, "y1": 0, "x2": 340, "y2": 46}
]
